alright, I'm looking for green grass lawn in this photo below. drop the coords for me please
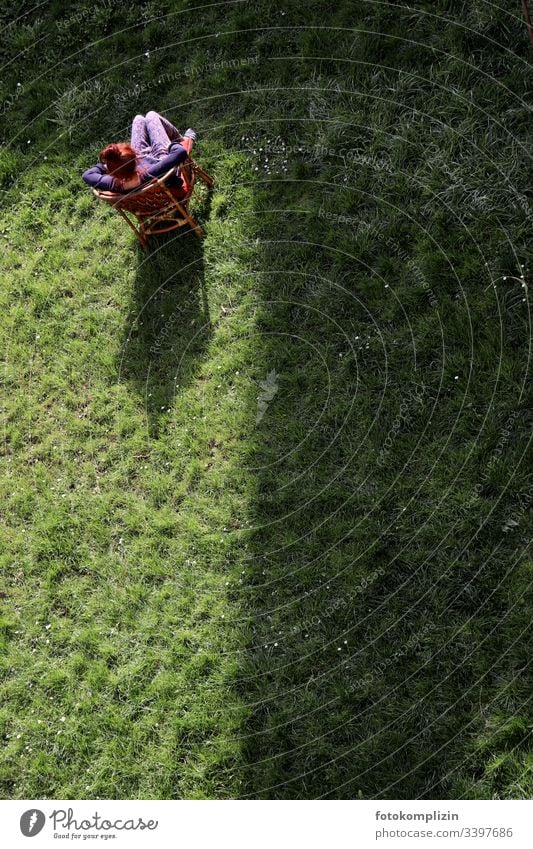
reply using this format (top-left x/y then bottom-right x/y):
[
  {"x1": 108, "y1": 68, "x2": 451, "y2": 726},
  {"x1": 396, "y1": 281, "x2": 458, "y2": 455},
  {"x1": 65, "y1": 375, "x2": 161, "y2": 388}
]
[{"x1": 0, "y1": 0, "x2": 531, "y2": 799}]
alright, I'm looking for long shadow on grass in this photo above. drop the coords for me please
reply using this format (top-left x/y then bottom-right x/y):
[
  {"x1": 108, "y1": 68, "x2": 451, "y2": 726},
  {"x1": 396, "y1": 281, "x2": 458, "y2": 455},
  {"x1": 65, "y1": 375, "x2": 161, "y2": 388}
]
[
  {"x1": 118, "y1": 229, "x2": 212, "y2": 438},
  {"x1": 236, "y1": 197, "x2": 530, "y2": 800}
]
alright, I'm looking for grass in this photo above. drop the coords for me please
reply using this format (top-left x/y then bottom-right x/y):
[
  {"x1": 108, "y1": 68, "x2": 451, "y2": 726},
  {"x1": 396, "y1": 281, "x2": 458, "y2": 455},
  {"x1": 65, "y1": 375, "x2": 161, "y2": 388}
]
[{"x1": 0, "y1": 0, "x2": 531, "y2": 799}]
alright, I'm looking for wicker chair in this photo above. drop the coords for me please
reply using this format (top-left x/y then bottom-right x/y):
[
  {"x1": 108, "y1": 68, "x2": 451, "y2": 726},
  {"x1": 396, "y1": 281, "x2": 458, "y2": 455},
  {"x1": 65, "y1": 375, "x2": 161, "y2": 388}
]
[{"x1": 93, "y1": 157, "x2": 214, "y2": 249}]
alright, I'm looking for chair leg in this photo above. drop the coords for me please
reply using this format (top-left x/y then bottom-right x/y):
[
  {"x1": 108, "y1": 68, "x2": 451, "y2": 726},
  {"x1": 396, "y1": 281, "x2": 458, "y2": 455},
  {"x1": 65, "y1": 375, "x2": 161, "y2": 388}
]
[
  {"x1": 175, "y1": 201, "x2": 206, "y2": 238},
  {"x1": 522, "y1": 0, "x2": 533, "y2": 45},
  {"x1": 194, "y1": 165, "x2": 215, "y2": 188},
  {"x1": 138, "y1": 225, "x2": 149, "y2": 251},
  {"x1": 117, "y1": 208, "x2": 147, "y2": 249}
]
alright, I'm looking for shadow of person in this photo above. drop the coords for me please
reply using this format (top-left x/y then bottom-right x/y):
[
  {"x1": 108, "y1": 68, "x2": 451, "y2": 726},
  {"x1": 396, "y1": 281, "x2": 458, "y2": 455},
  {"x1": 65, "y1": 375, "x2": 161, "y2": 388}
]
[{"x1": 118, "y1": 228, "x2": 212, "y2": 439}]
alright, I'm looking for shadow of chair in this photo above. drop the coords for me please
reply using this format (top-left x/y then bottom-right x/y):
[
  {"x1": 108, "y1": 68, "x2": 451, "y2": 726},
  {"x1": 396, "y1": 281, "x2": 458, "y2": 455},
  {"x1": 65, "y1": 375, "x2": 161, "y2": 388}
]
[{"x1": 117, "y1": 209, "x2": 213, "y2": 439}]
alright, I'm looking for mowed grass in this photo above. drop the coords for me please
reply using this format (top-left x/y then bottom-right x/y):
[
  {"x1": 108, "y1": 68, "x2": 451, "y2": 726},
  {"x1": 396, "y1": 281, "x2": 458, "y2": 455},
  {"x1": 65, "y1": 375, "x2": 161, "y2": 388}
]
[{"x1": 0, "y1": 0, "x2": 531, "y2": 799}]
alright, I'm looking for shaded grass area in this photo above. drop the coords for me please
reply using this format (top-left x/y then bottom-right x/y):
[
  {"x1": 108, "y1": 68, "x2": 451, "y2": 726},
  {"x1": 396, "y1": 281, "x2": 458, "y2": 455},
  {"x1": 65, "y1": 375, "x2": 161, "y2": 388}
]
[{"x1": 0, "y1": 0, "x2": 531, "y2": 798}]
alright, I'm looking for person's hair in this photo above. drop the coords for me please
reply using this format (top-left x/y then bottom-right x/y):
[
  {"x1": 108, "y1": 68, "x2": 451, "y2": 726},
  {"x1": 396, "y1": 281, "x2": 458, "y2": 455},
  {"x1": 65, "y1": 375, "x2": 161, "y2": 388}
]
[{"x1": 99, "y1": 143, "x2": 139, "y2": 184}]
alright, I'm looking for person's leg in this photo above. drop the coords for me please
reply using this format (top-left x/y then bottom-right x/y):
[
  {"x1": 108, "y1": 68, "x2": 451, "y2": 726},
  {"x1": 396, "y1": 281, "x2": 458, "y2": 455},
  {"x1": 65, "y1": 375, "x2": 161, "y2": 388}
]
[
  {"x1": 145, "y1": 110, "x2": 180, "y2": 158},
  {"x1": 130, "y1": 115, "x2": 150, "y2": 156},
  {"x1": 156, "y1": 113, "x2": 181, "y2": 141}
]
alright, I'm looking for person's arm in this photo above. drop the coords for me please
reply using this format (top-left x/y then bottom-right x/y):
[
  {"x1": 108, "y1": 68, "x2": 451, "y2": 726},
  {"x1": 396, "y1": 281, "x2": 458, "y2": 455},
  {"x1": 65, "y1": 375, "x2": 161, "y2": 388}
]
[
  {"x1": 82, "y1": 163, "x2": 117, "y2": 191},
  {"x1": 175, "y1": 136, "x2": 193, "y2": 155},
  {"x1": 150, "y1": 129, "x2": 196, "y2": 177},
  {"x1": 148, "y1": 143, "x2": 189, "y2": 179}
]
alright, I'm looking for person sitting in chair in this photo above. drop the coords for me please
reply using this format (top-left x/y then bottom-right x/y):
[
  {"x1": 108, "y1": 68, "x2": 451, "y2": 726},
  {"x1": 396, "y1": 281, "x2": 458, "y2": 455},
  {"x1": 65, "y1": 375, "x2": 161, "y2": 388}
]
[{"x1": 82, "y1": 110, "x2": 197, "y2": 197}]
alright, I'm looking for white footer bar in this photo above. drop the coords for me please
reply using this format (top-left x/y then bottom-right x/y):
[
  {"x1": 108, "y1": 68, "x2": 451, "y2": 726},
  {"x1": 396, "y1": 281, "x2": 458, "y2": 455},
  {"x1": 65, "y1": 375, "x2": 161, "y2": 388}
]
[{"x1": 1, "y1": 799, "x2": 531, "y2": 849}]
